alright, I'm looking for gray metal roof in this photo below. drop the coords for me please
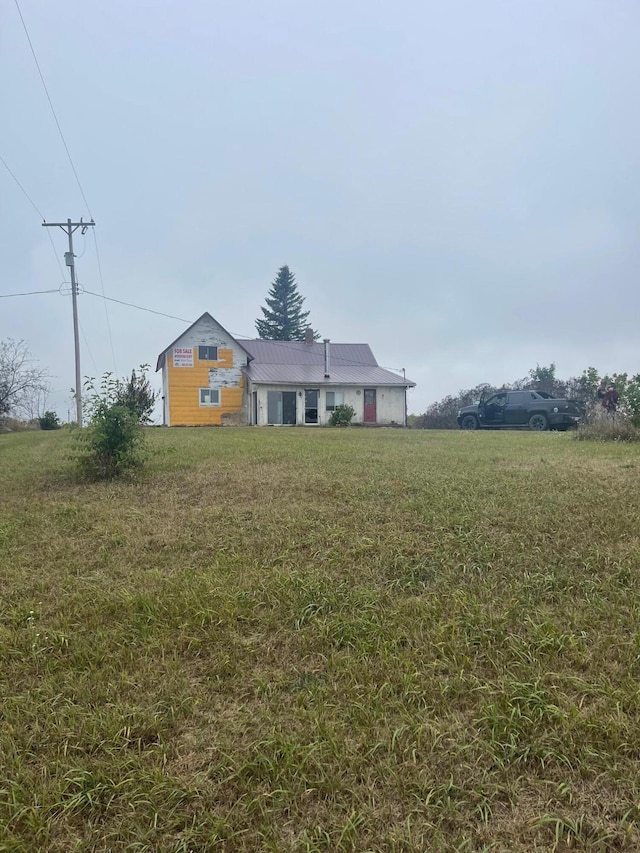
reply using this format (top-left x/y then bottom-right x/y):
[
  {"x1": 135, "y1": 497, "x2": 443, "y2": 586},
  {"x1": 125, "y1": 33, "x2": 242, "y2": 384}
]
[
  {"x1": 240, "y1": 339, "x2": 378, "y2": 367},
  {"x1": 156, "y1": 321, "x2": 415, "y2": 386},
  {"x1": 245, "y1": 363, "x2": 414, "y2": 387}
]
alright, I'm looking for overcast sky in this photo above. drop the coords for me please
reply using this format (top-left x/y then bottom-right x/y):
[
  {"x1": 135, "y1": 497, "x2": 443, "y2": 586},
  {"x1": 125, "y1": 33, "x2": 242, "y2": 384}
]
[{"x1": 2, "y1": 0, "x2": 638, "y2": 419}]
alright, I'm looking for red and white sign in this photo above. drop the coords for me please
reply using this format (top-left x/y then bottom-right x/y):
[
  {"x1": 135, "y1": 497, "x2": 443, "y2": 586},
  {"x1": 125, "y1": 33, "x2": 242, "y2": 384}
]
[{"x1": 173, "y1": 347, "x2": 193, "y2": 367}]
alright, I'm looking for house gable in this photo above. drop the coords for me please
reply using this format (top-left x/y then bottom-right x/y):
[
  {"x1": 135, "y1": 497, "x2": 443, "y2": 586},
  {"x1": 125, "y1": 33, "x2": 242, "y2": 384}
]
[
  {"x1": 156, "y1": 312, "x2": 252, "y2": 372},
  {"x1": 157, "y1": 313, "x2": 250, "y2": 426}
]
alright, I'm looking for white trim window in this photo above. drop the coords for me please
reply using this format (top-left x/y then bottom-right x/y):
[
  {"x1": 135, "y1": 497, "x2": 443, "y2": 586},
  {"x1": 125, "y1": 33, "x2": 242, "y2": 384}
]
[
  {"x1": 198, "y1": 345, "x2": 218, "y2": 361},
  {"x1": 325, "y1": 391, "x2": 345, "y2": 412},
  {"x1": 199, "y1": 388, "x2": 220, "y2": 406}
]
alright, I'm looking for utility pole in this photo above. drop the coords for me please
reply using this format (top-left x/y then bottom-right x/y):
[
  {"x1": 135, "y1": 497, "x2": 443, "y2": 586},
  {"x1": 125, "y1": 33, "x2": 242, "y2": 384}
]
[
  {"x1": 402, "y1": 368, "x2": 407, "y2": 427},
  {"x1": 42, "y1": 218, "x2": 95, "y2": 426}
]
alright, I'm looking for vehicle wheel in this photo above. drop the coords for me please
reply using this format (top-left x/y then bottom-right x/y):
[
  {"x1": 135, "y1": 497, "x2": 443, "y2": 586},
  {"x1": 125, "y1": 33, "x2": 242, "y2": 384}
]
[
  {"x1": 528, "y1": 413, "x2": 548, "y2": 431},
  {"x1": 460, "y1": 414, "x2": 479, "y2": 430}
]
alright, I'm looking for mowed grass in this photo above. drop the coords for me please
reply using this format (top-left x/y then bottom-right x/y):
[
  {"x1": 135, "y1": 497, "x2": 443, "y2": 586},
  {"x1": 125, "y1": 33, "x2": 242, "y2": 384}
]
[{"x1": 1, "y1": 427, "x2": 640, "y2": 852}]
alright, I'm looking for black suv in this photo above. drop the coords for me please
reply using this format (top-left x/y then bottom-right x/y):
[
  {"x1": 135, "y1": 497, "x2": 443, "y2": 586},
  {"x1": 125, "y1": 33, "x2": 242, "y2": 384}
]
[{"x1": 457, "y1": 390, "x2": 583, "y2": 431}]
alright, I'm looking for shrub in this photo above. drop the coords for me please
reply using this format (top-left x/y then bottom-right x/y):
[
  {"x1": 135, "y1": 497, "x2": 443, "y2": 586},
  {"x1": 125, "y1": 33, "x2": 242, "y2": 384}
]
[
  {"x1": 38, "y1": 411, "x2": 61, "y2": 431},
  {"x1": 0, "y1": 417, "x2": 39, "y2": 432},
  {"x1": 114, "y1": 365, "x2": 157, "y2": 423},
  {"x1": 76, "y1": 372, "x2": 147, "y2": 480},
  {"x1": 329, "y1": 404, "x2": 355, "y2": 426},
  {"x1": 574, "y1": 418, "x2": 640, "y2": 443}
]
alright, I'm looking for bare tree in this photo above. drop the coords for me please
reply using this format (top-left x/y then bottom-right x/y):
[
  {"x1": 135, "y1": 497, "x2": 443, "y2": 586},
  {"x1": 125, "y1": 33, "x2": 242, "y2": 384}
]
[
  {"x1": 21, "y1": 387, "x2": 52, "y2": 421},
  {"x1": 0, "y1": 339, "x2": 49, "y2": 419}
]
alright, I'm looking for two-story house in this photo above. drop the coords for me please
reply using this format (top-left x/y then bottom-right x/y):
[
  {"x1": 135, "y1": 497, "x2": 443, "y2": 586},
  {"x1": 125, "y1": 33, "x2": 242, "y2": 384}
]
[{"x1": 156, "y1": 313, "x2": 414, "y2": 426}]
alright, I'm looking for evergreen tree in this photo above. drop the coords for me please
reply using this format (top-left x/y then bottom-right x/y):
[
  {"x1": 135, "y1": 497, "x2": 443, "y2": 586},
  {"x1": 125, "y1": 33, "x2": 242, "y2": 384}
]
[
  {"x1": 255, "y1": 266, "x2": 316, "y2": 341},
  {"x1": 114, "y1": 365, "x2": 158, "y2": 424}
]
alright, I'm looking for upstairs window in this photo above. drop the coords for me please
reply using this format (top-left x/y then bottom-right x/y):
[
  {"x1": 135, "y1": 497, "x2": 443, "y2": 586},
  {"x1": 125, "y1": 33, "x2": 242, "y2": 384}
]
[
  {"x1": 198, "y1": 346, "x2": 218, "y2": 361},
  {"x1": 199, "y1": 388, "x2": 220, "y2": 406},
  {"x1": 326, "y1": 391, "x2": 345, "y2": 411}
]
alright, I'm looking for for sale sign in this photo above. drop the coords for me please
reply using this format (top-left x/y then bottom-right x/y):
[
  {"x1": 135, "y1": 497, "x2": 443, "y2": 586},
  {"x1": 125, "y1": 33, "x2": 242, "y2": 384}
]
[{"x1": 173, "y1": 347, "x2": 193, "y2": 367}]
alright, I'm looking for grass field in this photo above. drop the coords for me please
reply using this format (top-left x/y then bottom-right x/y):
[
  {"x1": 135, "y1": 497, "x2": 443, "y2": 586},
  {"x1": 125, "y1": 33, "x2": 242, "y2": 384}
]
[{"x1": 1, "y1": 427, "x2": 640, "y2": 852}]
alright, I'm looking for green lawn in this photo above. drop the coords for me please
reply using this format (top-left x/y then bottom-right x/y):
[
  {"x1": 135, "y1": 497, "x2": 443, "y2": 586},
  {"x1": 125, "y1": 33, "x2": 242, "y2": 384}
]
[{"x1": 1, "y1": 427, "x2": 640, "y2": 852}]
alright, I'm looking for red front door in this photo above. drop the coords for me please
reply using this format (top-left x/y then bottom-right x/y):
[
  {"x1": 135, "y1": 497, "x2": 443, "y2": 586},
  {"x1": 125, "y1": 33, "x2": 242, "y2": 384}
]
[{"x1": 363, "y1": 389, "x2": 376, "y2": 423}]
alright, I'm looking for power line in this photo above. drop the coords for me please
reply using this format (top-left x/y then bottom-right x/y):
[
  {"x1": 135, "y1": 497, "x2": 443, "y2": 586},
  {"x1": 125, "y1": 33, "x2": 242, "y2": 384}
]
[
  {"x1": 75, "y1": 231, "x2": 87, "y2": 258},
  {"x1": 82, "y1": 290, "x2": 194, "y2": 323},
  {"x1": 45, "y1": 231, "x2": 66, "y2": 279},
  {"x1": 11, "y1": 3, "x2": 119, "y2": 380},
  {"x1": 91, "y1": 230, "x2": 118, "y2": 375},
  {"x1": 0, "y1": 153, "x2": 45, "y2": 219},
  {"x1": 0, "y1": 288, "x2": 60, "y2": 298},
  {"x1": 8, "y1": 2, "x2": 406, "y2": 382},
  {"x1": 1, "y1": 155, "x2": 66, "y2": 279},
  {"x1": 79, "y1": 321, "x2": 98, "y2": 374},
  {"x1": 6, "y1": 279, "x2": 408, "y2": 376},
  {"x1": 8, "y1": 1, "x2": 125, "y2": 409},
  {"x1": 83, "y1": 289, "x2": 406, "y2": 373},
  {"x1": 1, "y1": 276, "x2": 407, "y2": 375},
  {"x1": 11, "y1": 0, "x2": 122, "y2": 405},
  {"x1": 13, "y1": 0, "x2": 92, "y2": 217}
]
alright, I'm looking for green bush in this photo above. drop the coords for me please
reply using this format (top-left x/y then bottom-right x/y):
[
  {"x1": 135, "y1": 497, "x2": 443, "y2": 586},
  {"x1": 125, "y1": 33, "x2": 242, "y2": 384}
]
[
  {"x1": 329, "y1": 404, "x2": 356, "y2": 426},
  {"x1": 115, "y1": 365, "x2": 157, "y2": 423},
  {"x1": 38, "y1": 411, "x2": 61, "y2": 430},
  {"x1": 76, "y1": 373, "x2": 147, "y2": 480}
]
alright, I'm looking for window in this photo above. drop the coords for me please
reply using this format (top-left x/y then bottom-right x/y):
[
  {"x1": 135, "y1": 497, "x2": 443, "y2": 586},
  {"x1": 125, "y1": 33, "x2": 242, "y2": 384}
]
[
  {"x1": 198, "y1": 345, "x2": 218, "y2": 361},
  {"x1": 267, "y1": 390, "x2": 297, "y2": 424},
  {"x1": 325, "y1": 391, "x2": 345, "y2": 412},
  {"x1": 486, "y1": 393, "x2": 507, "y2": 408},
  {"x1": 507, "y1": 392, "x2": 527, "y2": 404},
  {"x1": 199, "y1": 388, "x2": 220, "y2": 406}
]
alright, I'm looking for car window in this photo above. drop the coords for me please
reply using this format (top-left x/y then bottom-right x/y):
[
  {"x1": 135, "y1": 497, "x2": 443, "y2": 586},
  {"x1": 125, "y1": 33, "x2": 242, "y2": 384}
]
[
  {"x1": 508, "y1": 392, "x2": 527, "y2": 404},
  {"x1": 486, "y1": 393, "x2": 507, "y2": 407}
]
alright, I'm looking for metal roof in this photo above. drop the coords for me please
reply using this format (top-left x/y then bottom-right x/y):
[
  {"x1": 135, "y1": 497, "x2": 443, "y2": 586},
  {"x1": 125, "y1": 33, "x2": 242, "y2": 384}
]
[
  {"x1": 239, "y1": 339, "x2": 378, "y2": 367},
  {"x1": 156, "y1": 321, "x2": 415, "y2": 386},
  {"x1": 245, "y1": 364, "x2": 414, "y2": 386}
]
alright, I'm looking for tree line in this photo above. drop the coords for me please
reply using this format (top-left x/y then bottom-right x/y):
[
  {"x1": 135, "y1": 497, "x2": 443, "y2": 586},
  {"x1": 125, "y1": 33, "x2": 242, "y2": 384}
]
[
  {"x1": 0, "y1": 337, "x2": 157, "y2": 429},
  {"x1": 410, "y1": 363, "x2": 640, "y2": 429}
]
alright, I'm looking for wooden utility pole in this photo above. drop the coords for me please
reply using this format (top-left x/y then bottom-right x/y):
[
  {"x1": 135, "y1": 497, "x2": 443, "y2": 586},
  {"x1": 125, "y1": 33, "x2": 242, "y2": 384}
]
[{"x1": 42, "y1": 218, "x2": 95, "y2": 426}]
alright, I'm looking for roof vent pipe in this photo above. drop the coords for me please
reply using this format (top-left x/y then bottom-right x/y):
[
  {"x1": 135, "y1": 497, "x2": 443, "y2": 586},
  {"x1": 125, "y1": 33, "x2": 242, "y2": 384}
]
[{"x1": 324, "y1": 338, "x2": 330, "y2": 378}]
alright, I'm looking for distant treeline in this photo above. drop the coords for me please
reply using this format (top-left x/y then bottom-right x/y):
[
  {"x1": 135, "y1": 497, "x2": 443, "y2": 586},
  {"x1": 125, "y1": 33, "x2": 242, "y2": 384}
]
[{"x1": 410, "y1": 364, "x2": 640, "y2": 429}]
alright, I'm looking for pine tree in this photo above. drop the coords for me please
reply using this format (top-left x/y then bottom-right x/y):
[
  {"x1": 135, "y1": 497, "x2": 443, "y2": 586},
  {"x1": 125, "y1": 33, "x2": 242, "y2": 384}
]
[
  {"x1": 255, "y1": 266, "x2": 316, "y2": 341},
  {"x1": 114, "y1": 365, "x2": 158, "y2": 424}
]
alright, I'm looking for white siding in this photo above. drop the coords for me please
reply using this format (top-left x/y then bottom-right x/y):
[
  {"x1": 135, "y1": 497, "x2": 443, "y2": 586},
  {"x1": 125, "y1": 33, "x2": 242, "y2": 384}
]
[
  {"x1": 374, "y1": 387, "x2": 407, "y2": 425},
  {"x1": 251, "y1": 384, "x2": 407, "y2": 426},
  {"x1": 162, "y1": 366, "x2": 169, "y2": 425},
  {"x1": 170, "y1": 316, "x2": 249, "y2": 373}
]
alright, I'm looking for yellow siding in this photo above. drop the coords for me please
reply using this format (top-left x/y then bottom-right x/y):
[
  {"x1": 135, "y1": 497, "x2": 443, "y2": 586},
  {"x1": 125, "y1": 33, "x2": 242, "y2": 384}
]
[
  {"x1": 216, "y1": 348, "x2": 234, "y2": 369},
  {"x1": 168, "y1": 348, "x2": 244, "y2": 425}
]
